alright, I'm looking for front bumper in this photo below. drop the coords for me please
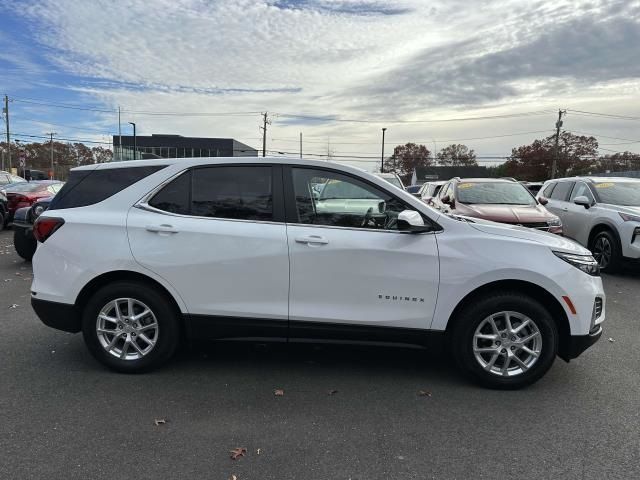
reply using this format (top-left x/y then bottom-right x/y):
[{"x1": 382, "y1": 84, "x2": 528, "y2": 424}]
[
  {"x1": 31, "y1": 296, "x2": 81, "y2": 333},
  {"x1": 559, "y1": 326, "x2": 603, "y2": 361}
]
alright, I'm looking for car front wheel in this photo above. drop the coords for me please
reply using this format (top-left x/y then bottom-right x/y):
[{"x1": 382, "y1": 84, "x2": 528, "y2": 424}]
[
  {"x1": 81, "y1": 281, "x2": 180, "y2": 373},
  {"x1": 591, "y1": 230, "x2": 621, "y2": 273},
  {"x1": 451, "y1": 292, "x2": 558, "y2": 389}
]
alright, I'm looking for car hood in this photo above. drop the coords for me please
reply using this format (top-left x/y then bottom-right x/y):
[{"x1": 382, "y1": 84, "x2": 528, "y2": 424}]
[
  {"x1": 458, "y1": 203, "x2": 555, "y2": 223},
  {"x1": 600, "y1": 204, "x2": 640, "y2": 217},
  {"x1": 460, "y1": 215, "x2": 591, "y2": 255}
]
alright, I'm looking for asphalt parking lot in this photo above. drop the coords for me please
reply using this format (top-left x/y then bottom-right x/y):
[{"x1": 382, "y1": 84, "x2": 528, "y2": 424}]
[{"x1": 0, "y1": 229, "x2": 638, "y2": 480}]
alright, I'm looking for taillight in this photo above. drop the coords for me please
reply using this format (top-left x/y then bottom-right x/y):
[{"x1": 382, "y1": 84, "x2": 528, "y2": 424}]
[{"x1": 33, "y1": 217, "x2": 65, "y2": 243}]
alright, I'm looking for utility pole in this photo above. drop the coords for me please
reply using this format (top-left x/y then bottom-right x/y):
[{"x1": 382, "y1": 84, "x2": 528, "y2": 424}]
[
  {"x1": 381, "y1": 127, "x2": 387, "y2": 173},
  {"x1": 118, "y1": 106, "x2": 122, "y2": 161},
  {"x1": 299, "y1": 132, "x2": 302, "y2": 159},
  {"x1": 260, "y1": 112, "x2": 270, "y2": 157},
  {"x1": 551, "y1": 109, "x2": 565, "y2": 179},
  {"x1": 46, "y1": 132, "x2": 57, "y2": 179},
  {"x1": 3, "y1": 95, "x2": 10, "y2": 172}
]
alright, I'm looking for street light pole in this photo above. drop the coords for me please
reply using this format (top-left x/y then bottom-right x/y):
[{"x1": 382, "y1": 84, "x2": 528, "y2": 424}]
[
  {"x1": 381, "y1": 127, "x2": 387, "y2": 173},
  {"x1": 128, "y1": 122, "x2": 136, "y2": 160},
  {"x1": 46, "y1": 132, "x2": 57, "y2": 179}
]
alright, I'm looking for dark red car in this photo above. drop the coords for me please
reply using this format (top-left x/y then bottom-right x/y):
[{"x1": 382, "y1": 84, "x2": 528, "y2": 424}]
[
  {"x1": 430, "y1": 177, "x2": 563, "y2": 234},
  {"x1": 4, "y1": 181, "x2": 64, "y2": 222}
]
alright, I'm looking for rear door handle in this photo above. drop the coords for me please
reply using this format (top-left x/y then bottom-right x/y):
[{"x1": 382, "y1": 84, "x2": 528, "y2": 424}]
[
  {"x1": 295, "y1": 235, "x2": 329, "y2": 245},
  {"x1": 146, "y1": 224, "x2": 179, "y2": 234}
]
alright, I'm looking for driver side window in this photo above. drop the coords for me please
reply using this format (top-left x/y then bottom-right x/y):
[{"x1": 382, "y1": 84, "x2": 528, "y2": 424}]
[{"x1": 291, "y1": 168, "x2": 410, "y2": 231}]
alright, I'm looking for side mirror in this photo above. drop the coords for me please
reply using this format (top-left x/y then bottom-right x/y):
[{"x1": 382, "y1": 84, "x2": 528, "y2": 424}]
[
  {"x1": 377, "y1": 201, "x2": 386, "y2": 214},
  {"x1": 574, "y1": 195, "x2": 592, "y2": 209},
  {"x1": 538, "y1": 196, "x2": 549, "y2": 206},
  {"x1": 397, "y1": 210, "x2": 431, "y2": 233},
  {"x1": 441, "y1": 195, "x2": 450, "y2": 204}
]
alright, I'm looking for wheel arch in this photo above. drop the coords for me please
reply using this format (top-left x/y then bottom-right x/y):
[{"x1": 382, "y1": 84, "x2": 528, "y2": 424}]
[
  {"x1": 75, "y1": 270, "x2": 185, "y2": 322},
  {"x1": 445, "y1": 279, "x2": 572, "y2": 361},
  {"x1": 588, "y1": 222, "x2": 621, "y2": 250}
]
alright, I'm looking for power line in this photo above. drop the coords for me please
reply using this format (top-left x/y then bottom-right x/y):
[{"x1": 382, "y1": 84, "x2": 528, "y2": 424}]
[{"x1": 567, "y1": 109, "x2": 640, "y2": 121}]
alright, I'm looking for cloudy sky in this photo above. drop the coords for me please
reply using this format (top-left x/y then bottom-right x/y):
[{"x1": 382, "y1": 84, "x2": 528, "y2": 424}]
[{"x1": 1, "y1": 0, "x2": 639, "y2": 170}]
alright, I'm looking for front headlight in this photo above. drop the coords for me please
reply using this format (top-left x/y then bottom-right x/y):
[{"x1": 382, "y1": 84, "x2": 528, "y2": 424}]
[
  {"x1": 547, "y1": 217, "x2": 562, "y2": 227},
  {"x1": 619, "y1": 212, "x2": 640, "y2": 223},
  {"x1": 553, "y1": 251, "x2": 600, "y2": 276}
]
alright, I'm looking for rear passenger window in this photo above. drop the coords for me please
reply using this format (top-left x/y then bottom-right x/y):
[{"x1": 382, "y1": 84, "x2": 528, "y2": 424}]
[
  {"x1": 48, "y1": 165, "x2": 167, "y2": 210},
  {"x1": 149, "y1": 166, "x2": 273, "y2": 221},
  {"x1": 550, "y1": 182, "x2": 574, "y2": 201}
]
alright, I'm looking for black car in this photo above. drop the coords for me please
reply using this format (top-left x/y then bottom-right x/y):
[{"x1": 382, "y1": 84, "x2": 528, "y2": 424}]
[
  {"x1": 0, "y1": 189, "x2": 7, "y2": 230},
  {"x1": 12, "y1": 196, "x2": 53, "y2": 260}
]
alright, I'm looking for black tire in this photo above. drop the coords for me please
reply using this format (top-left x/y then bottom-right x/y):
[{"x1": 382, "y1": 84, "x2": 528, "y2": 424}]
[
  {"x1": 0, "y1": 211, "x2": 5, "y2": 231},
  {"x1": 81, "y1": 281, "x2": 180, "y2": 373},
  {"x1": 590, "y1": 229, "x2": 621, "y2": 273},
  {"x1": 13, "y1": 226, "x2": 37, "y2": 261},
  {"x1": 451, "y1": 292, "x2": 558, "y2": 390}
]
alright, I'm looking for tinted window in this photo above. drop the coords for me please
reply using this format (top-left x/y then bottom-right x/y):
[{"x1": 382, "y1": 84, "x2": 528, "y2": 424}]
[
  {"x1": 49, "y1": 166, "x2": 166, "y2": 210},
  {"x1": 592, "y1": 181, "x2": 640, "y2": 206},
  {"x1": 191, "y1": 166, "x2": 272, "y2": 220},
  {"x1": 456, "y1": 182, "x2": 535, "y2": 206},
  {"x1": 570, "y1": 182, "x2": 594, "y2": 202},
  {"x1": 550, "y1": 182, "x2": 574, "y2": 201},
  {"x1": 292, "y1": 168, "x2": 414, "y2": 231},
  {"x1": 148, "y1": 171, "x2": 191, "y2": 215}
]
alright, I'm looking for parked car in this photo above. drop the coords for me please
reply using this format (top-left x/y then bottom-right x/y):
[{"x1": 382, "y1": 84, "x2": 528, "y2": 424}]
[
  {"x1": 4, "y1": 180, "x2": 63, "y2": 223},
  {"x1": 12, "y1": 196, "x2": 53, "y2": 260},
  {"x1": 405, "y1": 185, "x2": 422, "y2": 196},
  {"x1": 419, "y1": 181, "x2": 446, "y2": 204},
  {"x1": 538, "y1": 176, "x2": 640, "y2": 272},
  {"x1": 374, "y1": 172, "x2": 404, "y2": 190},
  {"x1": 521, "y1": 181, "x2": 544, "y2": 195},
  {"x1": 31, "y1": 158, "x2": 604, "y2": 389},
  {"x1": 0, "y1": 171, "x2": 27, "y2": 190},
  {"x1": 431, "y1": 177, "x2": 563, "y2": 234},
  {"x1": 0, "y1": 189, "x2": 8, "y2": 230}
]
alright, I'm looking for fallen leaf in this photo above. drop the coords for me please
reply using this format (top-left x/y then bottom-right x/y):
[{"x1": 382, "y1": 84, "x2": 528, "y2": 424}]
[
  {"x1": 8, "y1": 304, "x2": 19, "y2": 309},
  {"x1": 4, "y1": 279, "x2": 12, "y2": 282},
  {"x1": 256, "y1": 448, "x2": 261, "y2": 455},
  {"x1": 274, "y1": 389, "x2": 284, "y2": 396},
  {"x1": 608, "y1": 338, "x2": 615, "y2": 343},
  {"x1": 328, "y1": 389, "x2": 338, "y2": 396},
  {"x1": 15, "y1": 272, "x2": 21, "y2": 276},
  {"x1": 230, "y1": 447, "x2": 247, "y2": 460},
  {"x1": 230, "y1": 475, "x2": 237, "y2": 480},
  {"x1": 154, "y1": 418, "x2": 166, "y2": 426},
  {"x1": 418, "y1": 390, "x2": 432, "y2": 397}
]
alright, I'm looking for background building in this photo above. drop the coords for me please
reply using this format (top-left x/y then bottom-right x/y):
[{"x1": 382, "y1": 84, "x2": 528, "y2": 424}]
[{"x1": 113, "y1": 134, "x2": 258, "y2": 161}]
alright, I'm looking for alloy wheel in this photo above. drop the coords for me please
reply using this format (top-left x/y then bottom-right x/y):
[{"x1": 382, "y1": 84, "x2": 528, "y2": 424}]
[
  {"x1": 96, "y1": 298, "x2": 159, "y2": 360},
  {"x1": 592, "y1": 236, "x2": 612, "y2": 269},
  {"x1": 473, "y1": 311, "x2": 542, "y2": 377}
]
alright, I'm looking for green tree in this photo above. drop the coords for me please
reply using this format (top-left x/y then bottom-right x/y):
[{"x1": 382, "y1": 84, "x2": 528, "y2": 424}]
[
  {"x1": 383, "y1": 143, "x2": 432, "y2": 180},
  {"x1": 436, "y1": 144, "x2": 477, "y2": 167}
]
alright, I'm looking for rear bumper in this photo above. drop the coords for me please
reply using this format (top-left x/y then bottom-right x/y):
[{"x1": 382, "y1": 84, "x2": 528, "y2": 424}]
[
  {"x1": 559, "y1": 326, "x2": 603, "y2": 361},
  {"x1": 31, "y1": 296, "x2": 81, "y2": 333}
]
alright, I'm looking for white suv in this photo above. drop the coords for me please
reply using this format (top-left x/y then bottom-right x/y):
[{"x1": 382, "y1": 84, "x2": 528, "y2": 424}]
[
  {"x1": 538, "y1": 176, "x2": 640, "y2": 272},
  {"x1": 31, "y1": 158, "x2": 605, "y2": 389}
]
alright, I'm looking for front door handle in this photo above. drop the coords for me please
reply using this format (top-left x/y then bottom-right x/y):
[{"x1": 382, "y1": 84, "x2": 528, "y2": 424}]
[
  {"x1": 146, "y1": 224, "x2": 179, "y2": 234},
  {"x1": 295, "y1": 235, "x2": 329, "y2": 245},
  {"x1": 562, "y1": 207, "x2": 568, "y2": 212}
]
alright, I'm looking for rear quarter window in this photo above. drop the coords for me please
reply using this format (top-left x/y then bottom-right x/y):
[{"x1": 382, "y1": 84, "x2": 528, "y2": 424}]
[{"x1": 48, "y1": 165, "x2": 167, "y2": 210}]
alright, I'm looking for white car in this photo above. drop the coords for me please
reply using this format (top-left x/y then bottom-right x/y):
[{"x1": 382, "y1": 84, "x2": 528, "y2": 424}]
[
  {"x1": 538, "y1": 176, "x2": 640, "y2": 272},
  {"x1": 419, "y1": 180, "x2": 446, "y2": 204},
  {"x1": 31, "y1": 158, "x2": 604, "y2": 389},
  {"x1": 373, "y1": 172, "x2": 404, "y2": 190}
]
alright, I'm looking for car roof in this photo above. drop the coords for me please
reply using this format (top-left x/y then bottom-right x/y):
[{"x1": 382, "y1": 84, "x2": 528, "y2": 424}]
[
  {"x1": 453, "y1": 178, "x2": 517, "y2": 183},
  {"x1": 549, "y1": 176, "x2": 640, "y2": 183}
]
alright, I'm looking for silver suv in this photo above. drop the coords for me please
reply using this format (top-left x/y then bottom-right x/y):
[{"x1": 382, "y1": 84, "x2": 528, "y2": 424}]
[{"x1": 538, "y1": 176, "x2": 640, "y2": 272}]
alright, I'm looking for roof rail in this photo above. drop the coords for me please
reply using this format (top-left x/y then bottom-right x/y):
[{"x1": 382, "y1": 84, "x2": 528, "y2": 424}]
[{"x1": 500, "y1": 177, "x2": 518, "y2": 182}]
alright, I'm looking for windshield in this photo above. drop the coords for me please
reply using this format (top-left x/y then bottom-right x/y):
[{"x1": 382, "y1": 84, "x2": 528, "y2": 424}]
[
  {"x1": 457, "y1": 182, "x2": 536, "y2": 205},
  {"x1": 593, "y1": 181, "x2": 640, "y2": 206},
  {"x1": 386, "y1": 177, "x2": 403, "y2": 189},
  {"x1": 4, "y1": 182, "x2": 48, "y2": 193}
]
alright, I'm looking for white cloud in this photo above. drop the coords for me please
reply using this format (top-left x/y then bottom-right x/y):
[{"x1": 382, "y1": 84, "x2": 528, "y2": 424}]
[{"x1": 4, "y1": 0, "x2": 640, "y2": 170}]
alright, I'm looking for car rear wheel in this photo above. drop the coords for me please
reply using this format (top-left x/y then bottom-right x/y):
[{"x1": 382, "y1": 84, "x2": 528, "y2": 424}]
[
  {"x1": 81, "y1": 281, "x2": 180, "y2": 373},
  {"x1": 13, "y1": 226, "x2": 37, "y2": 261},
  {"x1": 451, "y1": 292, "x2": 558, "y2": 389},
  {"x1": 591, "y1": 230, "x2": 621, "y2": 273}
]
